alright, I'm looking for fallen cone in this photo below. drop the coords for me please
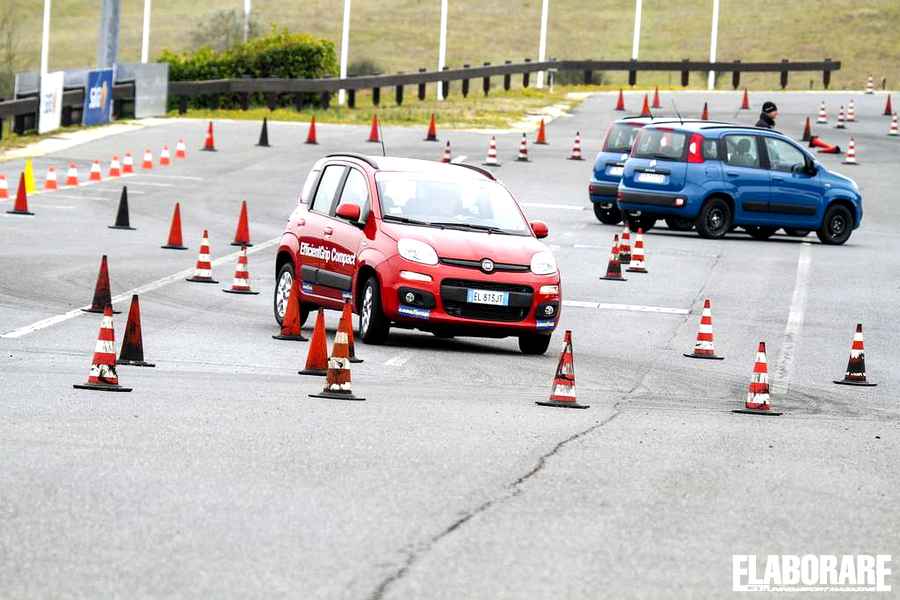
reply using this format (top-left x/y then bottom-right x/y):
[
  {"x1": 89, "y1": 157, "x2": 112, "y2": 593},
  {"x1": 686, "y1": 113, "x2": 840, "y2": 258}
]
[
  {"x1": 185, "y1": 230, "x2": 218, "y2": 284},
  {"x1": 231, "y1": 200, "x2": 252, "y2": 247},
  {"x1": 273, "y1": 278, "x2": 307, "y2": 341},
  {"x1": 683, "y1": 299, "x2": 724, "y2": 360},
  {"x1": 732, "y1": 341, "x2": 782, "y2": 416},
  {"x1": 117, "y1": 294, "x2": 155, "y2": 367},
  {"x1": 256, "y1": 117, "x2": 270, "y2": 147},
  {"x1": 82, "y1": 255, "x2": 120, "y2": 314},
  {"x1": 6, "y1": 173, "x2": 34, "y2": 216},
  {"x1": 483, "y1": 136, "x2": 501, "y2": 166},
  {"x1": 309, "y1": 324, "x2": 365, "y2": 401},
  {"x1": 614, "y1": 89, "x2": 626, "y2": 111},
  {"x1": 65, "y1": 162, "x2": 79, "y2": 186},
  {"x1": 108, "y1": 155, "x2": 121, "y2": 177},
  {"x1": 175, "y1": 139, "x2": 187, "y2": 159},
  {"x1": 44, "y1": 166, "x2": 58, "y2": 190},
  {"x1": 535, "y1": 119, "x2": 548, "y2": 145},
  {"x1": 516, "y1": 133, "x2": 530, "y2": 162},
  {"x1": 568, "y1": 131, "x2": 584, "y2": 161},
  {"x1": 160, "y1": 145, "x2": 171, "y2": 166},
  {"x1": 367, "y1": 114, "x2": 381, "y2": 143},
  {"x1": 599, "y1": 234, "x2": 626, "y2": 281},
  {"x1": 89, "y1": 160, "x2": 102, "y2": 181},
  {"x1": 202, "y1": 121, "x2": 217, "y2": 151},
  {"x1": 298, "y1": 308, "x2": 329, "y2": 376},
  {"x1": 161, "y1": 202, "x2": 188, "y2": 250},
  {"x1": 223, "y1": 246, "x2": 259, "y2": 295},
  {"x1": 305, "y1": 115, "x2": 319, "y2": 144},
  {"x1": 108, "y1": 186, "x2": 135, "y2": 230},
  {"x1": 626, "y1": 227, "x2": 648, "y2": 273},
  {"x1": 834, "y1": 323, "x2": 876, "y2": 386},
  {"x1": 809, "y1": 136, "x2": 841, "y2": 154},
  {"x1": 425, "y1": 113, "x2": 438, "y2": 141},
  {"x1": 536, "y1": 330, "x2": 589, "y2": 409},
  {"x1": 339, "y1": 301, "x2": 363, "y2": 363},
  {"x1": 73, "y1": 306, "x2": 132, "y2": 392}
]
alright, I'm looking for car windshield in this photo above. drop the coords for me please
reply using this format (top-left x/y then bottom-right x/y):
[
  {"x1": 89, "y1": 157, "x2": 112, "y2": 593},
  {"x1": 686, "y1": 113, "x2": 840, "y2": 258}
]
[
  {"x1": 631, "y1": 128, "x2": 688, "y2": 161},
  {"x1": 375, "y1": 172, "x2": 531, "y2": 235},
  {"x1": 603, "y1": 123, "x2": 642, "y2": 153}
]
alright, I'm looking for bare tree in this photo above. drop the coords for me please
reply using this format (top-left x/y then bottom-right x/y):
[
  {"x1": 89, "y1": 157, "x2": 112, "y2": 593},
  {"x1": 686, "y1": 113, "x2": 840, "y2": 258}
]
[{"x1": 0, "y1": 0, "x2": 22, "y2": 99}]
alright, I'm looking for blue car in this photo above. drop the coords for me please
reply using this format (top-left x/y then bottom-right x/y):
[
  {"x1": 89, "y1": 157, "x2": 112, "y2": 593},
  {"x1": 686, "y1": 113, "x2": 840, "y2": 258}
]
[{"x1": 617, "y1": 122, "x2": 863, "y2": 244}]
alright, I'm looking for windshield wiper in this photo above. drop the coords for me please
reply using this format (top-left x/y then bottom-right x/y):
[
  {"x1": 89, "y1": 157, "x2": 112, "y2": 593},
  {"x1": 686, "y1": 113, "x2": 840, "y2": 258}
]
[
  {"x1": 381, "y1": 215, "x2": 438, "y2": 227},
  {"x1": 428, "y1": 222, "x2": 515, "y2": 235}
]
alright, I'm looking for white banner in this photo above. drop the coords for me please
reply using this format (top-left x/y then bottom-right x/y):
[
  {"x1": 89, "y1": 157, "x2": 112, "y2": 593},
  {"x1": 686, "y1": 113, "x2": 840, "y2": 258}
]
[{"x1": 38, "y1": 70, "x2": 64, "y2": 134}]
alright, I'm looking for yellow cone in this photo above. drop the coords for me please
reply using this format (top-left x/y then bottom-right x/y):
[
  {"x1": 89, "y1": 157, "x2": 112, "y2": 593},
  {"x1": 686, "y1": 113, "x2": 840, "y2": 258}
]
[{"x1": 24, "y1": 158, "x2": 36, "y2": 194}]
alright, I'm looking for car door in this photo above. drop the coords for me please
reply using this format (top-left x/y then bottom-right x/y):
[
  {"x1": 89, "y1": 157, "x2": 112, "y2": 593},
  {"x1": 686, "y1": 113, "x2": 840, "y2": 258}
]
[
  {"x1": 762, "y1": 136, "x2": 821, "y2": 228},
  {"x1": 324, "y1": 167, "x2": 370, "y2": 304},
  {"x1": 721, "y1": 134, "x2": 771, "y2": 224},
  {"x1": 299, "y1": 163, "x2": 346, "y2": 300}
]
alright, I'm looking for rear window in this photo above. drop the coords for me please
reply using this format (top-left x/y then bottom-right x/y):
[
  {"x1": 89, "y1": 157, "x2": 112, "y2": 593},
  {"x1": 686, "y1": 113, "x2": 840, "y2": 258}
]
[
  {"x1": 631, "y1": 129, "x2": 688, "y2": 161},
  {"x1": 603, "y1": 123, "x2": 642, "y2": 153}
]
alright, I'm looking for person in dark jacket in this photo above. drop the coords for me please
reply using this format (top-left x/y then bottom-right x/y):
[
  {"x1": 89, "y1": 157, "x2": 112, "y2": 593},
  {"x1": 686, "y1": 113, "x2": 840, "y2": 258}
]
[{"x1": 756, "y1": 101, "x2": 778, "y2": 128}]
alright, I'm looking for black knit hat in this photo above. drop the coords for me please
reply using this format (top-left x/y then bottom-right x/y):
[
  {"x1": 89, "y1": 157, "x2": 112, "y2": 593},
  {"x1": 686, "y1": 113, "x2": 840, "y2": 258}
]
[{"x1": 762, "y1": 101, "x2": 778, "y2": 114}]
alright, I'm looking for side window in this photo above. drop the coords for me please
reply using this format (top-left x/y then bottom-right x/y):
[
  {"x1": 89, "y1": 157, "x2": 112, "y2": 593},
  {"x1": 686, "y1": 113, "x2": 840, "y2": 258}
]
[
  {"x1": 334, "y1": 168, "x2": 369, "y2": 221},
  {"x1": 309, "y1": 165, "x2": 345, "y2": 213},
  {"x1": 724, "y1": 135, "x2": 760, "y2": 169},
  {"x1": 764, "y1": 138, "x2": 806, "y2": 173},
  {"x1": 299, "y1": 169, "x2": 320, "y2": 205},
  {"x1": 702, "y1": 139, "x2": 719, "y2": 160}
]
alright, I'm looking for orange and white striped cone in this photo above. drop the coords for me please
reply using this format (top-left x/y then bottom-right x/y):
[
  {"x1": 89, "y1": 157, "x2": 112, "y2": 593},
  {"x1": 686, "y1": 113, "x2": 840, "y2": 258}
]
[
  {"x1": 222, "y1": 246, "x2": 258, "y2": 295},
  {"x1": 160, "y1": 145, "x2": 171, "y2": 166},
  {"x1": 122, "y1": 153, "x2": 134, "y2": 173},
  {"x1": 65, "y1": 162, "x2": 79, "y2": 186},
  {"x1": 733, "y1": 341, "x2": 782, "y2": 416},
  {"x1": 141, "y1": 149, "x2": 153, "y2": 170},
  {"x1": 175, "y1": 139, "x2": 187, "y2": 159},
  {"x1": 516, "y1": 133, "x2": 529, "y2": 162},
  {"x1": 482, "y1": 136, "x2": 501, "y2": 166},
  {"x1": 816, "y1": 101, "x2": 828, "y2": 124},
  {"x1": 89, "y1": 160, "x2": 102, "y2": 181},
  {"x1": 847, "y1": 99, "x2": 856, "y2": 122},
  {"x1": 865, "y1": 75, "x2": 874, "y2": 94},
  {"x1": 108, "y1": 155, "x2": 121, "y2": 177},
  {"x1": 618, "y1": 226, "x2": 632, "y2": 265},
  {"x1": 43, "y1": 167, "x2": 58, "y2": 190},
  {"x1": 441, "y1": 140, "x2": 452, "y2": 163},
  {"x1": 834, "y1": 323, "x2": 876, "y2": 386},
  {"x1": 73, "y1": 305, "x2": 132, "y2": 392},
  {"x1": 888, "y1": 114, "x2": 898, "y2": 136},
  {"x1": 567, "y1": 131, "x2": 584, "y2": 160},
  {"x1": 626, "y1": 227, "x2": 648, "y2": 273},
  {"x1": 599, "y1": 234, "x2": 626, "y2": 281},
  {"x1": 684, "y1": 299, "x2": 724, "y2": 360},
  {"x1": 842, "y1": 138, "x2": 858, "y2": 165},
  {"x1": 309, "y1": 328, "x2": 365, "y2": 401},
  {"x1": 185, "y1": 230, "x2": 219, "y2": 284},
  {"x1": 0, "y1": 174, "x2": 8, "y2": 198},
  {"x1": 835, "y1": 106, "x2": 846, "y2": 129},
  {"x1": 536, "y1": 330, "x2": 589, "y2": 409}
]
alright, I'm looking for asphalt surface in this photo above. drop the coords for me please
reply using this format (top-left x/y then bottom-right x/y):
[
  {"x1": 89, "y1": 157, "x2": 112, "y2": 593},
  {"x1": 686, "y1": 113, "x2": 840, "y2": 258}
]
[{"x1": 1, "y1": 90, "x2": 898, "y2": 599}]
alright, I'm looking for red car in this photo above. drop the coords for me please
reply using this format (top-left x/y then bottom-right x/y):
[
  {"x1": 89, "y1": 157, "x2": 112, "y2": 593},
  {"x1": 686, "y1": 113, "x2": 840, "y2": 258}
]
[{"x1": 274, "y1": 153, "x2": 562, "y2": 354}]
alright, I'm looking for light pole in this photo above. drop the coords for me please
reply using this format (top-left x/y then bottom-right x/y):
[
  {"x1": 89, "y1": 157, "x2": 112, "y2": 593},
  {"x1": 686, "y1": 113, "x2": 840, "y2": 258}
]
[
  {"x1": 140, "y1": 0, "x2": 152, "y2": 63},
  {"x1": 40, "y1": 0, "x2": 52, "y2": 75},
  {"x1": 707, "y1": 0, "x2": 720, "y2": 90},
  {"x1": 631, "y1": 0, "x2": 642, "y2": 61},
  {"x1": 437, "y1": 0, "x2": 448, "y2": 100},
  {"x1": 337, "y1": 0, "x2": 351, "y2": 106},
  {"x1": 243, "y1": 0, "x2": 251, "y2": 43},
  {"x1": 536, "y1": 0, "x2": 550, "y2": 89}
]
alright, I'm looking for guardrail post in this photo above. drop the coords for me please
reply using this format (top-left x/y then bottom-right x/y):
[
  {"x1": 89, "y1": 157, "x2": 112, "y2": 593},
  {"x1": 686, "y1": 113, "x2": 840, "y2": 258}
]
[
  {"x1": 482, "y1": 62, "x2": 491, "y2": 96},
  {"x1": 266, "y1": 93, "x2": 278, "y2": 111},
  {"x1": 240, "y1": 93, "x2": 250, "y2": 111},
  {"x1": 418, "y1": 68, "x2": 427, "y2": 101},
  {"x1": 504, "y1": 60, "x2": 512, "y2": 91},
  {"x1": 731, "y1": 60, "x2": 741, "y2": 89},
  {"x1": 0, "y1": 116, "x2": 4, "y2": 141},
  {"x1": 462, "y1": 64, "x2": 470, "y2": 97},
  {"x1": 584, "y1": 69, "x2": 593, "y2": 85},
  {"x1": 372, "y1": 86, "x2": 381, "y2": 106},
  {"x1": 293, "y1": 94, "x2": 305, "y2": 112},
  {"x1": 61, "y1": 105, "x2": 73, "y2": 127},
  {"x1": 442, "y1": 66, "x2": 450, "y2": 98},
  {"x1": 780, "y1": 59, "x2": 789, "y2": 89},
  {"x1": 681, "y1": 59, "x2": 690, "y2": 87},
  {"x1": 628, "y1": 59, "x2": 637, "y2": 86},
  {"x1": 823, "y1": 58, "x2": 832, "y2": 89},
  {"x1": 347, "y1": 89, "x2": 356, "y2": 108},
  {"x1": 320, "y1": 91, "x2": 332, "y2": 109},
  {"x1": 523, "y1": 58, "x2": 531, "y2": 88},
  {"x1": 395, "y1": 76, "x2": 404, "y2": 106},
  {"x1": 178, "y1": 96, "x2": 188, "y2": 115}
]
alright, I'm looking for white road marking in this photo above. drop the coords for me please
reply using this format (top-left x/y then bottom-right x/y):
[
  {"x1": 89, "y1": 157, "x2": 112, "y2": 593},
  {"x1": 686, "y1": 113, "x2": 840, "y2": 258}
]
[
  {"x1": 135, "y1": 174, "x2": 204, "y2": 181},
  {"x1": 120, "y1": 181, "x2": 176, "y2": 187},
  {"x1": 43, "y1": 194, "x2": 114, "y2": 201},
  {"x1": 772, "y1": 242, "x2": 812, "y2": 394},
  {"x1": 1, "y1": 238, "x2": 281, "y2": 339},
  {"x1": 563, "y1": 300, "x2": 689, "y2": 315},
  {"x1": 521, "y1": 202, "x2": 585, "y2": 211},
  {"x1": 573, "y1": 243, "x2": 603, "y2": 249},
  {"x1": 384, "y1": 352, "x2": 413, "y2": 367}
]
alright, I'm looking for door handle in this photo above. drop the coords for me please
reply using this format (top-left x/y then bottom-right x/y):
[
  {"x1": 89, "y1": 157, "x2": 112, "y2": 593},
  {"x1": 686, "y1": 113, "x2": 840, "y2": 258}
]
[
  {"x1": 726, "y1": 171, "x2": 740, "y2": 177},
  {"x1": 323, "y1": 227, "x2": 333, "y2": 236}
]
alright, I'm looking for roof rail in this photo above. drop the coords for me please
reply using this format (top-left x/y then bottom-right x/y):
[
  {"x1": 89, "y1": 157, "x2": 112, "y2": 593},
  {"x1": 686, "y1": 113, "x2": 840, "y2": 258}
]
[
  {"x1": 325, "y1": 152, "x2": 380, "y2": 168},
  {"x1": 698, "y1": 124, "x2": 774, "y2": 131}
]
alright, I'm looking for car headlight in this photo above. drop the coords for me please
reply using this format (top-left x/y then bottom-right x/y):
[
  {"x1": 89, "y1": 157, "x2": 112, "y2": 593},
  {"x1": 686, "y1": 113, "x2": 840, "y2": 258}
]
[
  {"x1": 397, "y1": 239, "x2": 438, "y2": 266},
  {"x1": 530, "y1": 251, "x2": 557, "y2": 275}
]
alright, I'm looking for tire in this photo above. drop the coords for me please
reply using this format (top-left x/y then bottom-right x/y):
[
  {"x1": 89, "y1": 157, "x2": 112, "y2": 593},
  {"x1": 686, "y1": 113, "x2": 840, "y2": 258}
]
[
  {"x1": 518, "y1": 334, "x2": 552, "y2": 355},
  {"x1": 784, "y1": 228, "x2": 811, "y2": 237},
  {"x1": 664, "y1": 216, "x2": 694, "y2": 231},
  {"x1": 359, "y1": 275, "x2": 390, "y2": 344},
  {"x1": 274, "y1": 262, "x2": 310, "y2": 327},
  {"x1": 592, "y1": 202, "x2": 622, "y2": 225},
  {"x1": 746, "y1": 226, "x2": 777, "y2": 240},
  {"x1": 696, "y1": 197, "x2": 732, "y2": 239},
  {"x1": 816, "y1": 205, "x2": 854, "y2": 245},
  {"x1": 625, "y1": 214, "x2": 657, "y2": 232}
]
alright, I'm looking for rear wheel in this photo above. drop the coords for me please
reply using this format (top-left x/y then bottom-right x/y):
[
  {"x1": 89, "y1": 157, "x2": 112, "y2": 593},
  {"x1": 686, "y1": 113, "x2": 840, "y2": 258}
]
[
  {"x1": 664, "y1": 216, "x2": 694, "y2": 231},
  {"x1": 592, "y1": 202, "x2": 622, "y2": 225},
  {"x1": 746, "y1": 226, "x2": 777, "y2": 240},
  {"x1": 696, "y1": 198, "x2": 732, "y2": 239},
  {"x1": 518, "y1": 334, "x2": 552, "y2": 355},
  {"x1": 274, "y1": 262, "x2": 310, "y2": 327},
  {"x1": 816, "y1": 205, "x2": 853, "y2": 245},
  {"x1": 625, "y1": 214, "x2": 657, "y2": 232},
  {"x1": 359, "y1": 275, "x2": 390, "y2": 344},
  {"x1": 784, "y1": 228, "x2": 811, "y2": 237}
]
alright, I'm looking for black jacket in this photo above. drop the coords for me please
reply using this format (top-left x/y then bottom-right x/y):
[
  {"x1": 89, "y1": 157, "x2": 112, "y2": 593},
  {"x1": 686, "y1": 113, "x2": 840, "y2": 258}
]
[{"x1": 755, "y1": 112, "x2": 776, "y2": 129}]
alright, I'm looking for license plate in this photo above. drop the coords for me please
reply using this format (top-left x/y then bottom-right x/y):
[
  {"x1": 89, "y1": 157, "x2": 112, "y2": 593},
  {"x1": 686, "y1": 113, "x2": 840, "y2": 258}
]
[
  {"x1": 637, "y1": 172, "x2": 666, "y2": 184},
  {"x1": 606, "y1": 165, "x2": 624, "y2": 177},
  {"x1": 467, "y1": 289, "x2": 509, "y2": 306}
]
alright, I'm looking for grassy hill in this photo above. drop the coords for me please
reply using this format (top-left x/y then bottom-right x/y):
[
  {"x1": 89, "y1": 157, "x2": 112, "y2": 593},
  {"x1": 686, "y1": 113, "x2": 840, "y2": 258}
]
[{"x1": 7, "y1": 0, "x2": 900, "y2": 91}]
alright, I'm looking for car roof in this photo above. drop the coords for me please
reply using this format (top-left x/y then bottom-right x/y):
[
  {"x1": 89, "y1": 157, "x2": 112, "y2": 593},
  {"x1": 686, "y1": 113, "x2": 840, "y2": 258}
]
[
  {"x1": 641, "y1": 121, "x2": 781, "y2": 135},
  {"x1": 616, "y1": 116, "x2": 719, "y2": 126},
  {"x1": 323, "y1": 153, "x2": 496, "y2": 180}
]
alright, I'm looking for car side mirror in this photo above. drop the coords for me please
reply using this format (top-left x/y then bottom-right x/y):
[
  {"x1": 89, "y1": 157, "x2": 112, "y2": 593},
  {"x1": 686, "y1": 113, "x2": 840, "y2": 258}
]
[
  {"x1": 336, "y1": 203, "x2": 361, "y2": 222},
  {"x1": 805, "y1": 161, "x2": 819, "y2": 176},
  {"x1": 530, "y1": 220, "x2": 549, "y2": 239}
]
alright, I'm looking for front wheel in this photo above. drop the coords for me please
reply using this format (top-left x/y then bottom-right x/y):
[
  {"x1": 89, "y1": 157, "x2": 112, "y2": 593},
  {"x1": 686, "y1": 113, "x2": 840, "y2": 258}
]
[
  {"x1": 359, "y1": 275, "x2": 390, "y2": 344},
  {"x1": 274, "y1": 262, "x2": 310, "y2": 327},
  {"x1": 593, "y1": 202, "x2": 622, "y2": 225},
  {"x1": 696, "y1": 198, "x2": 732, "y2": 239},
  {"x1": 816, "y1": 205, "x2": 853, "y2": 245},
  {"x1": 664, "y1": 216, "x2": 694, "y2": 231},
  {"x1": 519, "y1": 334, "x2": 552, "y2": 355},
  {"x1": 746, "y1": 226, "x2": 777, "y2": 240}
]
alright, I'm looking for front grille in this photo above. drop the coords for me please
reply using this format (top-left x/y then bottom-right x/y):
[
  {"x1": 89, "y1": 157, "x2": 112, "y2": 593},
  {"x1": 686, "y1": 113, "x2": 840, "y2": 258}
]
[
  {"x1": 440, "y1": 278, "x2": 533, "y2": 322},
  {"x1": 439, "y1": 258, "x2": 530, "y2": 273}
]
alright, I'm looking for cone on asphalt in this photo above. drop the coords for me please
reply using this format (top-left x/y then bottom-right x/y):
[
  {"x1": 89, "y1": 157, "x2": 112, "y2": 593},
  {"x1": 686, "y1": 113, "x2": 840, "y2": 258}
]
[
  {"x1": 889, "y1": 114, "x2": 899, "y2": 136},
  {"x1": 568, "y1": 131, "x2": 584, "y2": 160},
  {"x1": 339, "y1": 301, "x2": 363, "y2": 363},
  {"x1": 614, "y1": 89, "x2": 625, "y2": 111},
  {"x1": 117, "y1": 294, "x2": 155, "y2": 367},
  {"x1": 367, "y1": 114, "x2": 381, "y2": 143},
  {"x1": 865, "y1": 75, "x2": 875, "y2": 94},
  {"x1": 836, "y1": 106, "x2": 846, "y2": 128},
  {"x1": 160, "y1": 145, "x2": 171, "y2": 166},
  {"x1": 700, "y1": 102, "x2": 709, "y2": 121},
  {"x1": 536, "y1": 330, "x2": 589, "y2": 409},
  {"x1": 0, "y1": 173, "x2": 8, "y2": 199},
  {"x1": 185, "y1": 230, "x2": 218, "y2": 283},
  {"x1": 483, "y1": 136, "x2": 501, "y2": 166},
  {"x1": 847, "y1": 99, "x2": 856, "y2": 122},
  {"x1": 24, "y1": 158, "x2": 36, "y2": 193},
  {"x1": 141, "y1": 149, "x2": 153, "y2": 169},
  {"x1": 440, "y1": 140, "x2": 452, "y2": 163},
  {"x1": 309, "y1": 324, "x2": 365, "y2": 401},
  {"x1": 108, "y1": 187, "x2": 135, "y2": 230},
  {"x1": 298, "y1": 308, "x2": 329, "y2": 376},
  {"x1": 884, "y1": 95, "x2": 893, "y2": 116},
  {"x1": 425, "y1": 113, "x2": 438, "y2": 141},
  {"x1": 834, "y1": 323, "x2": 876, "y2": 386},
  {"x1": 816, "y1": 101, "x2": 828, "y2": 124},
  {"x1": 273, "y1": 278, "x2": 307, "y2": 341},
  {"x1": 223, "y1": 246, "x2": 259, "y2": 295},
  {"x1": 89, "y1": 160, "x2": 102, "y2": 181},
  {"x1": 65, "y1": 162, "x2": 79, "y2": 186},
  {"x1": 809, "y1": 136, "x2": 841, "y2": 154},
  {"x1": 257, "y1": 118, "x2": 270, "y2": 147},
  {"x1": 305, "y1": 115, "x2": 319, "y2": 144},
  {"x1": 652, "y1": 86, "x2": 661, "y2": 109},
  {"x1": 619, "y1": 226, "x2": 632, "y2": 265},
  {"x1": 108, "y1": 155, "x2": 121, "y2": 177},
  {"x1": 231, "y1": 200, "x2": 252, "y2": 247},
  {"x1": 842, "y1": 138, "x2": 859, "y2": 165},
  {"x1": 733, "y1": 341, "x2": 782, "y2": 416},
  {"x1": 161, "y1": 202, "x2": 188, "y2": 250},
  {"x1": 175, "y1": 139, "x2": 187, "y2": 159},
  {"x1": 43, "y1": 166, "x2": 58, "y2": 190},
  {"x1": 73, "y1": 306, "x2": 132, "y2": 392},
  {"x1": 202, "y1": 121, "x2": 217, "y2": 151},
  {"x1": 683, "y1": 299, "x2": 724, "y2": 360},
  {"x1": 82, "y1": 255, "x2": 120, "y2": 314},
  {"x1": 626, "y1": 227, "x2": 648, "y2": 273},
  {"x1": 801, "y1": 117, "x2": 812, "y2": 142},
  {"x1": 740, "y1": 88, "x2": 750, "y2": 110},
  {"x1": 6, "y1": 173, "x2": 34, "y2": 216},
  {"x1": 640, "y1": 94, "x2": 651, "y2": 117},
  {"x1": 535, "y1": 119, "x2": 548, "y2": 144},
  {"x1": 516, "y1": 133, "x2": 530, "y2": 162},
  {"x1": 123, "y1": 153, "x2": 135, "y2": 173},
  {"x1": 599, "y1": 234, "x2": 626, "y2": 281}
]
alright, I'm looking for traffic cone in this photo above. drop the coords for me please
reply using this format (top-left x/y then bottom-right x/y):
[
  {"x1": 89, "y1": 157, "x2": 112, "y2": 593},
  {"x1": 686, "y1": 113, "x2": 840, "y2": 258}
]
[
  {"x1": 186, "y1": 230, "x2": 218, "y2": 283},
  {"x1": 842, "y1": 138, "x2": 858, "y2": 165},
  {"x1": 108, "y1": 155, "x2": 121, "y2": 177},
  {"x1": 652, "y1": 86, "x2": 661, "y2": 109},
  {"x1": 835, "y1": 106, "x2": 846, "y2": 129},
  {"x1": 425, "y1": 113, "x2": 438, "y2": 141},
  {"x1": 309, "y1": 323, "x2": 365, "y2": 401},
  {"x1": 809, "y1": 136, "x2": 841, "y2": 154},
  {"x1": 683, "y1": 299, "x2": 724, "y2": 360},
  {"x1": 72, "y1": 306, "x2": 132, "y2": 392},
  {"x1": 161, "y1": 202, "x2": 188, "y2": 250},
  {"x1": 339, "y1": 301, "x2": 363, "y2": 363},
  {"x1": 483, "y1": 136, "x2": 501, "y2": 166},
  {"x1": 6, "y1": 173, "x2": 33, "y2": 216},
  {"x1": 82, "y1": 255, "x2": 120, "y2": 314},
  {"x1": 256, "y1": 117, "x2": 270, "y2": 147},
  {"x1": 700, "y1": 102, "x2": 709, "y2": 121},
  {"x1": 640, "y1": 94, "x2": 651, "y2": 117},
  {"x1": 599, "y1": 234, "x2": 626, "y2": 281},
  {"x1": 298, "y1": 308, "x2": 329, "y2": 376},
  {"x1": 117, "y1": 294, "x2": 155, "y2": 367},
  {"x1": 231, "y1": 200, "x2": 252, "y2": 247},
  {"x1": 619, "y1": 226, "x2": 632, "y2": 265},
  {"x1": 740, "y1": 88, "x2": 750, "y2": 110},
  {"x1": 108, "y1": 186, "x2": 135, "y2": 230},
  {"x1": 834, "y1": 323, "x2": 876, "y2": 386},
  {"x1": 141, "y1": 149, "x2": 153, "y2": 170},
  {"x1": 160, "y1": 145, "x2": 171, "y2": 166},
  {"x1": 367, "y1": 114, "x2": 381, "y2": 143},
  {"x1": 202, "y1": 121, "x2": 217, "y2": 151},
  {"x1": 865, "y1": 75, "x2": 874, "y2": 94},
  {"x1": 626, "y1": 227, "x2": 648, "y2": 273},
  {"x1": 536, "y1": 330, "x2": 589, "y2": 409},
  {"x1": 89, "y1": 160, "x2": 102, "y2": 181},
  {"x1": 305, "y1": 115, "x2": 318, "y2": 144},
  {"x1": 23, "y1": 158, "x2": 35, "y2": 193},
  {"x1": 440, "y1": 140, "x2": 452, "y2": 163},
  {"x1": 614, "y1": 89, "x2": 626, "y2": 111},
  {"x1": 847, "y1": 99, "x2": 856, "y2": 122},
  {"x1": 516, "y1": 133, "x2": 530, "y2": 162},
  {"x1": 273, "y1": 278, "x2": 307, "y2": 341},
  {"x1": 816, "y1": 101, "x2": 828, "y2": 124},
  {"x1": 733, "y1": 342, "x2": 782, "y2": 416},
  {"x1": 123, "y1": 153, "x2": 134, "y2": 173},
  {"x1": 223, "y1": 246, "x2": 259, "y2": 295},
  {"x1": 0, "y1": 173, "x2": 8, "y2": 199},
  {"x1": 884, "y1": 95, "x2": 893, "y2": 116},
  {"x1": 175, "y1": 139, "x2": 187, "y2": 159},
  {"x1": 43, "y1": 166, "x2": 58, "y2": 190},
  {"x1": 801, "y1": 117, "x2": 812, "y2": 142},
  {"x1": 568, "y1": 132, "x2": 584, "y2": 160},
  {"x1": 65, "y1": 162, "x2": 79, "y2": 186},
  {"x1": 889, "y1": 114, "x2": 899, "y2": 136},
  {"x1": 535, "y1": 119, "x2": 548, "y2": 145}
]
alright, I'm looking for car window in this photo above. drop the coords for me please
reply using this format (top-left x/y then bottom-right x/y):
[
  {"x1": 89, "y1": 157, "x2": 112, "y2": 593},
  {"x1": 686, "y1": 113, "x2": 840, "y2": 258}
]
[
  {"x1": 309, "y1": 165, "x2": 345, "y2": 213},
  {"x1": 603, "y1": 123, "x2": 642, "y2": 154},
  {"x1": 299, "y1": 169, "x2": 320, "y2": 205},
  {"x1": 764, "y1": 137, "x2": 806, "y2": 173},
  {"x1": 724, "y1": 135, "x2": 760, "y2": 169},
  {"x1": 631, "y1": 129, "x2": 687, "y2": 161},
  {"x1": 335, "y1": 168, "x2": 369, "y2": 221},
  {"x1": 702, "y1": 139, "x2": 720, "y2": 160}
]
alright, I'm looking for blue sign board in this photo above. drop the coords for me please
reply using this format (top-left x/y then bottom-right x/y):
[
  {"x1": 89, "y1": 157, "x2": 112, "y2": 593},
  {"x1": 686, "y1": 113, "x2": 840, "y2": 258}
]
[{"x1": 82, "y1": 68, "x2": 115, "y2": 126}]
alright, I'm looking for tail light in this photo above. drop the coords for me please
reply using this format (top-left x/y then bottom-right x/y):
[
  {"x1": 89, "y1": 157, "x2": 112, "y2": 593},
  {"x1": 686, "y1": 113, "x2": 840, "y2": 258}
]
[{"x1": 687, "y1": 133, "x2": 705, "y2": 163}]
